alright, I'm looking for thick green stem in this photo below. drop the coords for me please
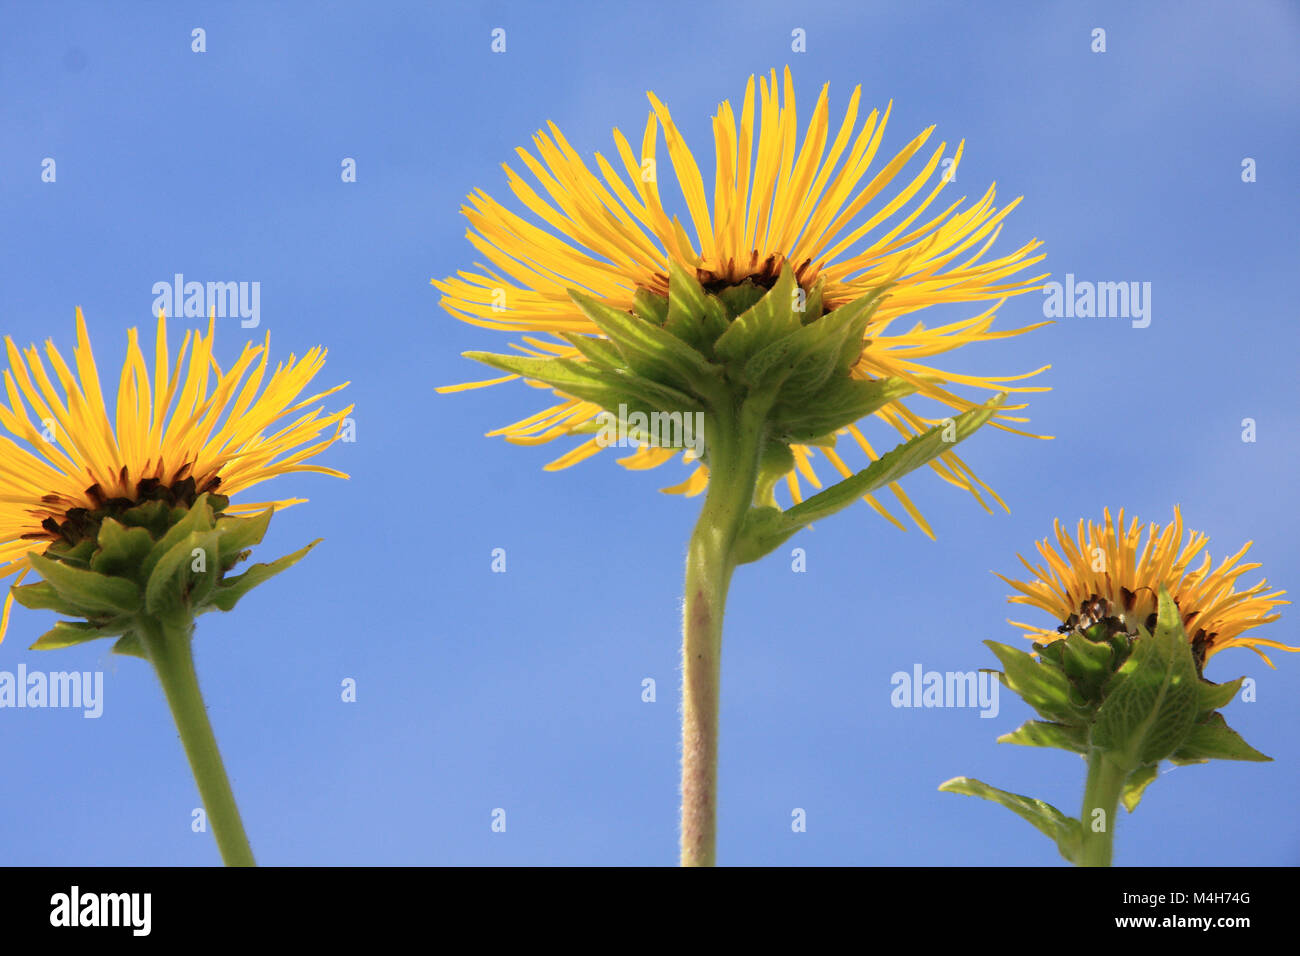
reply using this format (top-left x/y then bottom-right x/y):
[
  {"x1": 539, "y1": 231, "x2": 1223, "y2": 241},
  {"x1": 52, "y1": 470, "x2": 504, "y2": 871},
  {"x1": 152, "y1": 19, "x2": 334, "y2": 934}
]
[
  {"x1": 1079, "y1": 750, "x2": 1126, "y2": 867},
  {"x1": 680, "y1": 397, "x2": 769, "y2": 867},
  {"x1": 139, "y1": 616, "x2": 256, "y2": 867}
]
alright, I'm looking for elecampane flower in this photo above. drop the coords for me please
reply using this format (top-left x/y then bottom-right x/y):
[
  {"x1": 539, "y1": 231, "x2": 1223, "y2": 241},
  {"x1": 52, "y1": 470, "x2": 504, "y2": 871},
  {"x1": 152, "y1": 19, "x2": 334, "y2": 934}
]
[
  {"x1": 1000, "y1": 507, "x2": 1295, "y2": 668},
  {"x1": 0, "y1": 309, "x2": 352, "y2": 640},
  {"x1": 435, "y1": 67, "x2": 1050, "y2": 535}
]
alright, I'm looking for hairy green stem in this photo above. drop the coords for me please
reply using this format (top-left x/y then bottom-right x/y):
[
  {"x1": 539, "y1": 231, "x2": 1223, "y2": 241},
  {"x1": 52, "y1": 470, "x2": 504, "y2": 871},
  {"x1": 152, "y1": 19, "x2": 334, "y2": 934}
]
[
  {"x1": 139, "y1": 616, "x2": 256, "y2": 867},
  {"x1": 680, "y1": 396, "x2": 769, "y2": 867},
  {"x1": 1079, "y1": 750, "x2": 1125, "y2": 867}
]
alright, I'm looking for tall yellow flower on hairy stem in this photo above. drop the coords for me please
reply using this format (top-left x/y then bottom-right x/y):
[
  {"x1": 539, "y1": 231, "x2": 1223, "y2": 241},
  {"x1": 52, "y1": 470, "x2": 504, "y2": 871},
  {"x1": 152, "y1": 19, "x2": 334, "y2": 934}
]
[
  {"x1": 0, "y1": 309, "x2": 351, "y2": 866},
  {"x1": 942, "y1": 509, "x2": 1295, "y2": 866},
  {"x1": 435, "y1": 67, "x2": 1049, "y2": 865}
]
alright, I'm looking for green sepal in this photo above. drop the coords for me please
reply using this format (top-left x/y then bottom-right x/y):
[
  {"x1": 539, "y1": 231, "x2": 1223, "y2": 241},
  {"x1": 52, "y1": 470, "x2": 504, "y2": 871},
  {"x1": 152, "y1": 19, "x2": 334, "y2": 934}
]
[
  {"x1": 24, "y1": 551, "x2": 142, "y2": 617},
  {"x1": 712, "y1": 263, "x2": 800, "y2": 366},
  {"x1": 90, "y1": 519, "x2": 156, "y2": 583},
  {"x1": 938, "y1": 776, "x2": 1081, "y2": 864},
  {"x1": 632, "y1": 287, "x2": 668, "y2": 326},
  {"x1": 1195, "y1": 676, "x2": 1244, "y2": 718},
  {"x1": 985, "y1": 640, "x2": 1090, "y2": 725},
  {"x1": 1091, "y1": 587, "x2": 1198, "y2": 771},
  {"x1": 997, "y1": 719, "x2": 1088, "y2": 754},
  {"x1": 663, "y1": 261, "x2": 720, "y2": 350},
  {"x1": 770, "y1": 376, "x2": 914, "y2": 445},
  {"x1": 463, "y1": 351, "x2": 703, "y2": 418},
  {"x1": 567, "y1": 289, "x2": 718, "y2": 394},
  {"x1": 204, "y1": 540, "x2": 320, "y2": 614},
  {"x1": 140, "y1": 493, "x2": 217, "y2": 584},
  {"x1": 111, "y1": 632, "x2": 149, "y2": 659},
  {"x1": 214, "y1": 508, "x2": 275, "y2": 572},
  {"x1": 145, "y1": 529, "x2": 221, "y2": 620},
  {"x1": 1058, "y1": 630, "x2": 1117, "y2": 701},
  {"x1": 30, "y1": 619, "x2": 130, "y2": 651},
  {"x1": 743, "y1": 284, "x2": 889, "y2": 393},
  {"x1": 1169, "y1": 712, "x2": 1271, "y2": 764},
  {"x1": 715, "y1": 281, "x2": 767, "y2": 319},
  {"x1": 1120, "y1": 764, "x2": 1160, "y2": 812}
]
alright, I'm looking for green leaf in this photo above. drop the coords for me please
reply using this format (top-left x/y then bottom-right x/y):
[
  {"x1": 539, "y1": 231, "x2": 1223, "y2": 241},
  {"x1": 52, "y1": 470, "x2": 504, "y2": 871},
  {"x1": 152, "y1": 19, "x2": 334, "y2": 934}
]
[
  {"x1": 25, "y1": 552, "x2": 141, "y2": 616},
  {"x1": 558, "y1": 332, "x2": 625, "y2": 372},
  {"x1": 90, "y1": 519, "x2": 155, "y2": 582},
  {"x1": 568, "y1": 289, "x2": 717, "y2": 393},
  {"x1": 715, "y1": 281, "x2": 766, "y2": 318},
  {"x1": 30, "y1": 619, "x2": 129, "y2": 651},
  {"x1": 1121, "y1": 764, "x2": 1160, "y2": 812},
  {"x1": 1091, "y1": 587, "x2": 1199, "y2": 770},
  {"x1": 204, "y1": 540, "x2": 320, "y2": 613},
  {"x1": 712, "y1": 263, "x2": 801, "y2": 366},
  {"x1": 1170, "y1": 712, "x2": 1271, "y2": 763},
  {"x1": 997, "y1": 720, "x2": 1088, "y2": 754},
  {"x1": 1059, "y1": 631, "x2": 1117, "y2": 700},
  {"x1": 939, "y1": 777, "x2": 1081, "y2": 863},
  {"x1": 733, "y1": 395, "x2": 1004, "y2": 562},
  {"x1": 985, "y1": 641, "x2": 1088, "y2": 724}
]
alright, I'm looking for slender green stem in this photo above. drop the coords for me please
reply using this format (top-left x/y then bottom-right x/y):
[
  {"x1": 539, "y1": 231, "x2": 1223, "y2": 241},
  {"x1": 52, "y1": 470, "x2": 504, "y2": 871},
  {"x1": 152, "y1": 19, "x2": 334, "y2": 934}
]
[
  {"x1": 139, "y1": 616, "x2": 256, "y2": 867},
  {"x1": 680, "y1": 397, "x2": 769, "y2": 867},
  {"x1": 1079, "y1": 750, "x2": 1126, "y2": 867}
]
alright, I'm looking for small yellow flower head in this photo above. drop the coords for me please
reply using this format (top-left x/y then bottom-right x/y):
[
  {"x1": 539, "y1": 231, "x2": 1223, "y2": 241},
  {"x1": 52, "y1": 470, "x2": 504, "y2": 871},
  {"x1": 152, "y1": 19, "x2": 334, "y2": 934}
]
[
  {"x1": 0, "y1": 309, "x2": 352, "y2": 641},
  {"x1": 435, "y1": 67, "x2": 1050, "y2": 535},
  {"x1": 1001, "y1": 507, "x2": 1294, "y2": 668}
]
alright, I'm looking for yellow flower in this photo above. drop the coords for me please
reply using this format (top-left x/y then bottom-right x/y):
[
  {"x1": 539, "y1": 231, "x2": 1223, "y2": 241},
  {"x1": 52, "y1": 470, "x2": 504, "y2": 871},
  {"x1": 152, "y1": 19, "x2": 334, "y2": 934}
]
[
  {"x1": 1000, "y1": 507, "x2": 1295, "y2": 668},
  {"x1": 0, "y1": 308, "x2": 352, "y2": 641},
  {"x1": 434, "y1": 67, "x2": 1050, "y2": 536}
]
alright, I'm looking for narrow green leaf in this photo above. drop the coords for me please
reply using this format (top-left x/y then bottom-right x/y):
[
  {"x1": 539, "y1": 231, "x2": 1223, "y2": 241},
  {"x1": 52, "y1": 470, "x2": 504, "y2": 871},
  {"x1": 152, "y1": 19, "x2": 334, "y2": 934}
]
[
  {"x1": 10, "y1": 580, "x2": 80, "y2": 615},
  {"x1": 939, "y1": 776, "x2": 1081, "y2": 863},
  {"x1": 747, "y1": 395, "x2": 1003, "y2": 555},
  {"x1": 663, "y1": 260, "x2": 713, "y2": 348},
  {"x1": 632, "y1": 288, "x2": 668, "y2": 326}
]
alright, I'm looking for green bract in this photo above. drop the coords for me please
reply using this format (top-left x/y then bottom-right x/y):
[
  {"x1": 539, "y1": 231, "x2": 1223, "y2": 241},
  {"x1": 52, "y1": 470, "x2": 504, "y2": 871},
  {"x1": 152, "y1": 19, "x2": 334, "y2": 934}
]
[
  {"x1": 941, "y1": 587, "x2": 1268, "y2": 865},
  {"x1": 12, "y1": 493, "x2": 317, "y2": 656},
  {"x1": 467, "y1": 261, "x2": 1005, "y2": 562}
]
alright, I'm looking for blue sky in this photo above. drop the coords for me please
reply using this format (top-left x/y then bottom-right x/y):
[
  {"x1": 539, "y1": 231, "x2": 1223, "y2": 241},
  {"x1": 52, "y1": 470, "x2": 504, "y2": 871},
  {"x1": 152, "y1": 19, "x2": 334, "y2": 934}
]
[{"x1": 1, "y1": 0, "x2": 1297, "y2": 865}]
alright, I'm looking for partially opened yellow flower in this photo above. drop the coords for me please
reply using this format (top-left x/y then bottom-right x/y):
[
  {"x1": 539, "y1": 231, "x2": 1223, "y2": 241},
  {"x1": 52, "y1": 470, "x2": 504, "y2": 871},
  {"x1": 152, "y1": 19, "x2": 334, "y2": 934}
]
[
  {"x1": 436, "y1": 67, "x2": 1051, "y2": 867},
  {"x1": 0, "y1": 307, "x2": 351, "y2": 866},
  {"x1": 0, "y1": 308, "x2": 351, "y2": 642},
  {"x1": 436, "y1": 65, "x2": 1050, "y2": 535},
  {"x1": 1000, "y1": 507, "x2": 1295, "y2": 668}
]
